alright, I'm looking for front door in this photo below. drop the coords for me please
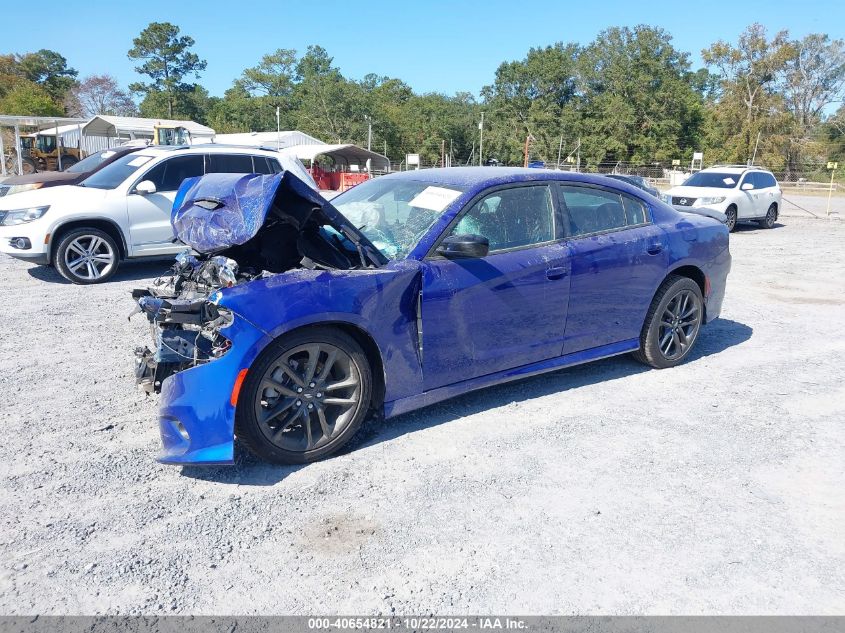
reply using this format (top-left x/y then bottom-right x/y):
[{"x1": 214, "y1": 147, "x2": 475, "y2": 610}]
[
  {"x1": 421, "y1": 184, "x2": 571, "y2": 391},
  {"x1": 125, "y1": 154, "x2": 205, "y2": 254},
  {"x1": 558, "y1": 184, "x2": 668, "y2": 353}
]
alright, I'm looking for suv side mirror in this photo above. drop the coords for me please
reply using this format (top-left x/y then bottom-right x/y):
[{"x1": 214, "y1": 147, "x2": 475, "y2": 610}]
[
  {"x1": 741, "y1": 182, "x2": 754, "y2": 191},
  {"x1": 135, "y1": 180, "x2": 157, "y2": 195},
  {"x1": 436, "y1": 234, "x2": 490, "y2": 258}
]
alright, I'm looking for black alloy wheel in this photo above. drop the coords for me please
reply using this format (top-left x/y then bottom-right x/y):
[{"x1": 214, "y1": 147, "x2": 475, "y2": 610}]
[
  {"x1": 236, "y1": 328, "x2": 372, "y2": 464},
  {"x1": 634, "y1": 275, "x2": 704, "y2": 369}
]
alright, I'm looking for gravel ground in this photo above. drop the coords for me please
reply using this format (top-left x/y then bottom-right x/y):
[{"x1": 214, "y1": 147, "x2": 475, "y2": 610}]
[{"x1": 0, "y1": 216, "x2": 843, "y2": 615}]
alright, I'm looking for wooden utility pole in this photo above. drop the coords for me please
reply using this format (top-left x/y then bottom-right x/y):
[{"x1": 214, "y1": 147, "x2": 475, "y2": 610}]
[{"x1": 523, "y1": 134, "x2": 534, "y2": 168}]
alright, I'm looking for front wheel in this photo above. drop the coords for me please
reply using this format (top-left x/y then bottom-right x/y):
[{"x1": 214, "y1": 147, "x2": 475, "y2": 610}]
[
  {"x1": 235, "y1": 328, "x2": 373, "y2": 464},
  {"x1": 54, "y1": 228, "x2": 120, "y2": 284},
  {"x1": 725, "y1": 205, "x2": 738, "y2": 232},
  {"x1": 633, "y1": 275, "x2": 704, "y2": 369}
]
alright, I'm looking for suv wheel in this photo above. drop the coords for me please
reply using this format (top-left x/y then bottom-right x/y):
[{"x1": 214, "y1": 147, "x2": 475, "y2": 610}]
[
  {"x1": 758, "y1": 204, "x2": 777, "y2": 229},
  {"x1": 725, "y1": 205, "x2": 738, "y2": 232},
  {"x1": 54, "y1": 228, "x2": 120, "y2": 284}
]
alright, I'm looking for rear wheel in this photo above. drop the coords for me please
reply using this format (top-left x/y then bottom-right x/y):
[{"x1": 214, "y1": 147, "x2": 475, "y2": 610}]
[
  {"x1": 633, "y1": 275, "x2": 704, "y2": 369},
  {"x1": 725, "y1": 205, "x2": 738, "y2": 232},
  {"x1": 54, "y1": 228, "x2": 119, "y2": 284},
  {"x1": 235, "y1": 328, "x2": 372, "y2": 464},
  {"x1": 757, "y1": 204, "x2": 777, "y2": 229},
  {"x1": 59, "y1": 156, "x2": 78, "y2": 171}
]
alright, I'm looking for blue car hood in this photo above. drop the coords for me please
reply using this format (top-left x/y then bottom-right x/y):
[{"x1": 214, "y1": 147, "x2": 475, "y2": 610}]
[{"x1": 171, "y1": 171, "x2": 386, "y2": 265}]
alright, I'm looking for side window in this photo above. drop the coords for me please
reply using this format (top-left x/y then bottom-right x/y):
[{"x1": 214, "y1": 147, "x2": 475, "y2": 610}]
[
  {"x1": 206, "y1": 153, "x2": 255, "y2": 174},
  {"x1": 451, "y1": 185, "x2": 555, "y2": 253},
  {"x1": 621, "y1": 195, "x2": 648, "y2": 225},
  {"x1": 759, "y1": 172, "x2": 777, "y2": 188},
  {"x1": 268, "y1": 158, "x2": 284, "y2": 174},
  {"x1": 140, "y1": 155, "x2": 205, "y2": 192},
  {"x1": 740, "y1": 173, "x2": 756, "y2": 189},
  {"x1": 252, "y1": 156, "x2": 274, "y2": 175},
  {"x1": 559, "y1": 186, "x2": 628, "y2": 236}
]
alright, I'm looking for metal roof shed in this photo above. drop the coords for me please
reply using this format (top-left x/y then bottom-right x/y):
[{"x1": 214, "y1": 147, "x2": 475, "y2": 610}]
[
  {"x1": 213, "y1": 130, "x2": 325, "y2": 149},
  {"x1": 81, "y1": 116, "x2": 215, "y2": 145},
  {"x1": 281, "y1": 143, "x2": 390, "y2": 172},
  {"x1": 0, "y1": 114, "x2": 87, "y2": 176}
]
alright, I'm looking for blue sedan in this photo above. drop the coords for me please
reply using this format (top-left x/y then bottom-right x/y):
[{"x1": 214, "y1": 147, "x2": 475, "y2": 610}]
[{"x1": 132, "y1": 167, "x2": 731, "y2": 465}]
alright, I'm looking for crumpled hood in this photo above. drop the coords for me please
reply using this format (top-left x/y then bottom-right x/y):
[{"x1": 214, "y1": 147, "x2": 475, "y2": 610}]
[{"x1": 171, "y1": 171, "x2": 386, "y2": 265}]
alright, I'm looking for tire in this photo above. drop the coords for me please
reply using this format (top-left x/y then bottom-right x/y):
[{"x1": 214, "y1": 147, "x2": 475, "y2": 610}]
[
  {"x1": 633, "y1": 275, "x2": 704, "y2": 369},
  {"x1": 59, "y1": 156, "x2": 78, "y2": 171},
  {"x1": 757, "y1": 204, "x2": 777, "y2": 229},
  {"x1": 21, "y1": 157, "x2": 37, "y2": 175},
  {"x1": 54, "y1": 228, "x2": 120, "y2": 284},
  {"x1": 725, "y1": 205, "x2": 738, "y2": 232},
  {"x1": 235, "y1": 327, "x2": 373, "y2": 465}
]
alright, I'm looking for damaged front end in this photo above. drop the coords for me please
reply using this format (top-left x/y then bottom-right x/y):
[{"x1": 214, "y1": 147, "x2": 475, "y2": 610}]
[
  {"x1": 131, "y1": 171, "x2": 386, "y2": 395},
  {"x1": 131, "y1": 255, "x2": 237, "y2": 394}
]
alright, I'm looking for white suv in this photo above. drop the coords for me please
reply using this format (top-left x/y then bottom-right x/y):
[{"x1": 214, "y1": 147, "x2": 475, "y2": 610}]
[
  {"x1": 0, "y1": 145, "x2": 300, "y2": 284},
  {"x1": 664, "y1": 166, "x2": 781, "y2": 232}
]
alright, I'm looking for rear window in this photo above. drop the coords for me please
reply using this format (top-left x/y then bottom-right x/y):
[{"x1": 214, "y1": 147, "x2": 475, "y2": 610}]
[{"x1": 206, "y1": 153, "x2": 255, "y2": 174}]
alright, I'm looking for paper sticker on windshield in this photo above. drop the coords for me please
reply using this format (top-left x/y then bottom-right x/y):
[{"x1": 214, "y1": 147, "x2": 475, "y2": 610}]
[
  {"x1": 722, "y1": 177, "x2": 736, "y2": 185},
  {"x1": 409, "y1": 186, "x2": 462, "y2": 212},
  {"x1": 128, "y1": 156, "x2": 153, "y2": 167}
]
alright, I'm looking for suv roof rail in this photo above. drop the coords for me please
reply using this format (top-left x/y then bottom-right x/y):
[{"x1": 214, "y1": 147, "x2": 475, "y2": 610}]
[{"x1": 710, "y1": 163, "x2": 767, "y2": 170}]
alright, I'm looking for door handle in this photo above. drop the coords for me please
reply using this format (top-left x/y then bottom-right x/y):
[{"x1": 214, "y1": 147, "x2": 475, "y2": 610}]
[
  {"x1": 647, "y1": 243, "x2": 663, "y2": 255},
  {"x1": 545, "y1": 266, "x2": 568, "y2": 280}
]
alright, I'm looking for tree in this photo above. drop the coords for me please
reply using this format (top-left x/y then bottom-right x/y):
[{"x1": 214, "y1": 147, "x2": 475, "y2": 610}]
[
  {"x1": 66, "y1": 74, "x2": 137, "y2": 117},
  {"x1": 0, "y1": 82, "x2": 63, "y2": 116},
  {"x1": 16, "y1": 49, "x2": 77, "y2": 103},
  {"x1": 236, "y1": 49, "x2": 297, "y2": 98},
  {"x1": 127, "y1": 22, "x2": 207, "y2": 118},
  {"x1": 579, "y1": 26, "x2": 703, "y2": 165},
  {"x1": 702, "y1": 24, "x2": 793, "y2": 164},
  {"x1": 138, "y1": 84, "x2": 213, "y2": 123},
  {"x1": 482, "y1": 43, "x2": 581, "y2": 165},
  {"x1": 780, "y1": 34, "x2": 845, "y2": 177}
]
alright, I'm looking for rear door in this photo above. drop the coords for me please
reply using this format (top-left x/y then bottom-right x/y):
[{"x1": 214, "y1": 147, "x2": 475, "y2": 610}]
[
  {"x1": 125, "y1": 154, "x2": 205, "y2": 254},
  {"x1": 421, "y1": 183, "x2": 571, "y2": 390},
  {"x1": 559, "y1": 184, "x2": 668, "y2": 353}
]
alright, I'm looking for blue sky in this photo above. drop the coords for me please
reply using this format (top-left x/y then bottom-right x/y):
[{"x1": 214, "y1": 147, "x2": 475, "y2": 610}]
[{"x1": 4, "y1": 0, "x2": 844, "y2": 98}]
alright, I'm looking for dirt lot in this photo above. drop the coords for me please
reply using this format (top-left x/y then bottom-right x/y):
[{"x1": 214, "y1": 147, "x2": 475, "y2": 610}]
[{"x1": 0, "y1": 215, "x2": 843, "y2": 615}]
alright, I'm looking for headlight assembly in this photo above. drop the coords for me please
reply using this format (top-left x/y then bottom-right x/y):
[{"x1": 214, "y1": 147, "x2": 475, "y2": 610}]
[
  {"x1": 696, "y1": 197, "x2": 726, "y2": 205},
  {"x1": 1, "y1": 205, "x2": 50, "y2": 226}
]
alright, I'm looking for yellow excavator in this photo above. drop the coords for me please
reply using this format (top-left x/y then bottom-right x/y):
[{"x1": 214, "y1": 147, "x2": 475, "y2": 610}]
[{"x1": 152, "y1": 124, "x2": 192, "y2": 146}]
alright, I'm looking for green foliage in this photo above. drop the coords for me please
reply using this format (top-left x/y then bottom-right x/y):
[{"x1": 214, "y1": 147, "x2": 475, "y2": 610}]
[
  {"x1": 128, "y1": 22, "x2": 207, "y2": 118},
  {"x1": 0, "y1": 81, "x2": 64, "y2": 116}
]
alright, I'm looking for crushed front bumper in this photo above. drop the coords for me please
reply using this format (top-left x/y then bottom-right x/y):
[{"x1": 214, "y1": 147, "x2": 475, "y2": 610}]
[{"x1": 154, "y1": 315, "x2": 271, "y2": 465}]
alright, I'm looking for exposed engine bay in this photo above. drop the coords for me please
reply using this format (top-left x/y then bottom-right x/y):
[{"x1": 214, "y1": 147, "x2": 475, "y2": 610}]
[{"x1": 131, "y1": 171, "x2": 386, "y2": 393}]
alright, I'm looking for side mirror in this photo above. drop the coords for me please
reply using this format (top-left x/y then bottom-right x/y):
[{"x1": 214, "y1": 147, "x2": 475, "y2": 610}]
[
  {"x1": 436, "y1": 234, "x2": 490, "y2": 259},
  {"x1": 135, "y1": 180, "x2": 157, "y2": 195},
  {"x1": 741, "y1": 182, "x2": 754, "y2": 191}
]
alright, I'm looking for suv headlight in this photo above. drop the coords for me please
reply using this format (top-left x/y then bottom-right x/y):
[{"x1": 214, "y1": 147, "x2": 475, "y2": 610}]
[
  {"x1": 0, "y1": 205, "x2": 50, "y2": 226},
  {"x1": 660, "y1": 193, "x2": 671, "y2": 203},
  {"x1": 696, "y1": 196, "x2": 726, "y2": 205}
]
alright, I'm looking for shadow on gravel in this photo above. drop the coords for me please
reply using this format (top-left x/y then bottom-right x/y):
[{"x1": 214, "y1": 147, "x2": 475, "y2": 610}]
[
  {"x1": 181, "y1": 449, "x2": 306, "y2": 486},
  {"x1": 185, "y1": 318, "x2": 752, "y2": 484},
  {"x1": 350, "y1": 317, "x2": 754, "y2": 454},
  {"x1": 732, "y1": 221, "x2": 784, "y2": 232},
  {"x1": 26, "y1": 260, "x2": 171, "y2": 284}
]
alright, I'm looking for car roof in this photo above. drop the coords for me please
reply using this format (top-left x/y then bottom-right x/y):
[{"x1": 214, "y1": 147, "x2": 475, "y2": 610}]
[
  {"x1": 378, "y1": 167, "x2": 651, "y2": 191},
  {"x1": 131, "y1": 144, "x2": 280, "y2": 158},
  {"x1": 699, "y1": 165, "x2": 773, "y2": 175}
]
